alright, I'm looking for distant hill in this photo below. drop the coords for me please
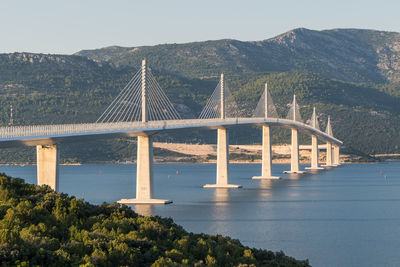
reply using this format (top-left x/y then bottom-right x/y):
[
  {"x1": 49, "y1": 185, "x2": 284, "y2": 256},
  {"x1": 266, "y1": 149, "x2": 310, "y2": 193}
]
[
  {"x1": 76, "y1": 28, "x2": 400, "y2": 84},
  {"x1": 1, "y1": 28, "x2": 400, "y2": 162},
  {"x1": 0, "y1": 53, "x2": 217, "y2": 125}
]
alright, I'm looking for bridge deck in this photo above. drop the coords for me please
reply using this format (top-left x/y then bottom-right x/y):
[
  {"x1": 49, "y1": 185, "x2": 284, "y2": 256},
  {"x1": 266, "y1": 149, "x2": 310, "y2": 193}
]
[{"x1": 0, "y1": 118, "x2": 343, "y2": 148}]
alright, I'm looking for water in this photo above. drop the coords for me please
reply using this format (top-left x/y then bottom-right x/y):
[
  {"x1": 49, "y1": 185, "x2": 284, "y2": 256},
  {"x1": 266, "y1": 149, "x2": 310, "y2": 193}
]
[{"x1": 1, "y1": 162, "x2": 400, "y2": 267}]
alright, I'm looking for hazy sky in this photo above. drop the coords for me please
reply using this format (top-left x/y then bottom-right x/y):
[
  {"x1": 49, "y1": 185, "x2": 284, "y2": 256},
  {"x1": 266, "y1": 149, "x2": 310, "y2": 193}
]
[{"x1": 1, "y1": 0, "x2": 399, "y2": 54}]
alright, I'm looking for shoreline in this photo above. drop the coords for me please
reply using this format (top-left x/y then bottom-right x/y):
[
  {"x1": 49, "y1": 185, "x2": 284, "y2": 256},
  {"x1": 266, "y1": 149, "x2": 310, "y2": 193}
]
[
  {"x1": 1, "y1": 142, "x2": 398, "y2": 166},
  {"x1": 0, "y1": 160, "x2": 396, "y2": 166}
]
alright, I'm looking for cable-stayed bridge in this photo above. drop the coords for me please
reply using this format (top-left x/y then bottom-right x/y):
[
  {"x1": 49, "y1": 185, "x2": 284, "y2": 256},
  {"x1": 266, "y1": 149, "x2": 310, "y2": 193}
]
[{"x1": 0, "y1": 59, "x2": 343, "y2": 204}]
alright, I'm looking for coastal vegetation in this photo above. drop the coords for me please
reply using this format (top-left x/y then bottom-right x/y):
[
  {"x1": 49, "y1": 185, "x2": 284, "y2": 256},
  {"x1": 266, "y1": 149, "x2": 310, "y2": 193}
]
[{"x1": 0, "y1": 174, "x2": 310, "y2": 266}]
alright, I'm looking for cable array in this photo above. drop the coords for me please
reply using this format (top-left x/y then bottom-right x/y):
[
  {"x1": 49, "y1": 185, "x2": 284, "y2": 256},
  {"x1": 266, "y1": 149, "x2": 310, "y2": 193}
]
[
  {"x1": 146, "y1": 70, "x2": 181, "y2": 121},
  {"x1": 286, "y1": 96, "x2": 303, "y2": 122},
  {"x1": 198, "y1": 81, "x2": 240, "y2": 119},
  {"x1": 96, "y1": 67, "x2": 181, "y2": 123},
  {"x1": 325, "y1": 116, "x2": 333, "y2": 136},
  {"x1": 253, "y1": 88, "x2": 279, "y2": 118},
  {"x1": 309, "y1": 108, "x2": 320, "y2": 130}
]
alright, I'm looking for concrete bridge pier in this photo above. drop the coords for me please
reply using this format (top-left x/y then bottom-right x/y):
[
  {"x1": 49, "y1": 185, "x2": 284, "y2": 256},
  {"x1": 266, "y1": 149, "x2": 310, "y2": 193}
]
[
  {"x1": 37, "y1": 144, "x2": 59, "y2": 191},
  {"x1": 333, "y1": 145, "x2": 340, "y2": 166},
  {"x1": 118, "y1": 59, "x2": 171, "y2": 205},
  {"x1": 284, "y1": 128, "x2": 306, "y2": 174},
  {"x1": 204, "y1": 127, "x2": 241, "y2": 188},
  {"x1": 118, "y1": 135, "x2": 172, "y2": 205},
  {"x1": 305, "y1": 135, "x2": 324, "y2": 170},
  {"x1": 253, "y1": 124, "x2": 280, "y2": 179},
  {"x1": 324, "y1": 142, "x2": 334, "y2": 167}
]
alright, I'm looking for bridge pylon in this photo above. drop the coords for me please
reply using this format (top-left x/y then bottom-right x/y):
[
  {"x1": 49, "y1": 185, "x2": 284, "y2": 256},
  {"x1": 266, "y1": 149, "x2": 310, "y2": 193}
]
[
  {"x1": 323, "y1": 116, "x2": 335, "y2": 167},
  {"x1": 305, "y1": 107, "x2": 324, "y2": 170},
  {"x1": 284, "y1": 95, "x2": 306, "y2": 174},
  {"x1": 253, "y1": 83, "x2": 280, "y2": 180},
  {"x1": 118, "y1": 134, "x2": 172, "y2": 205},
  {"x1": 204, "y1": 73, "x2": 241, "y2": 189},
  {"x1": 118, "y1": 59, "x2": 172, "y2": 205}
]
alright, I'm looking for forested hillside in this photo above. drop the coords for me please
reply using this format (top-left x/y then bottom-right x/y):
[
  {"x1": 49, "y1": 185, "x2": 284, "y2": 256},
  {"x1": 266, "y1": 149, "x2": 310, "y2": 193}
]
[
  {"x1": 230, "y1": 73, "x2": 400, "y2": 154},
  {"x1": 0, "y1": 174, "x2": 310, "y2": 266},
  {"x1": 1, "y1": 28, "x2": 400, "y2": 163},
  {"x1": 76, "y1": 28, "x2": 400, "y2": 84},
  {"x1": 0, "y1": 53, "x2": 219, "y2": 125}
]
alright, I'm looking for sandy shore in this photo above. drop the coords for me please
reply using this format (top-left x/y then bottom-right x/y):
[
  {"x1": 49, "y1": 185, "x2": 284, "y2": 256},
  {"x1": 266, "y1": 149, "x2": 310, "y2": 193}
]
[
  {"x1": 0, "y1": 142, "x2": 356, "y2": 165},
  {"x1": 153, "y1": 142, "x2": 350, "y2": 164}
]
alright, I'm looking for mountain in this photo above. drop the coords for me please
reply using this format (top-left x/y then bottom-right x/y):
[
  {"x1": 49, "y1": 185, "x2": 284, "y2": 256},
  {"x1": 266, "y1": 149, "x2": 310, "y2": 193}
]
[
  {"x1": 230, "y1": 72, "x2": 400, "y2": 154},
  {"x1": 0, "y1": 53, "x2": 216, "y2": 125},
  {"x1": 0, "y1": 53, "x2": 222, "y2": 163},
  {"x1": 75, "y1": 28, "x2": 400, "y2": 84},
  {"x1": 1, "y1": 28, "x2": 400, "y2": 162}
]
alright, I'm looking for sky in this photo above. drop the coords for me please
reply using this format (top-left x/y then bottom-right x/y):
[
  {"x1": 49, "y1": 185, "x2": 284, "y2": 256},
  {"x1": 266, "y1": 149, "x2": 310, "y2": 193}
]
[{"x1": 1, "y1": 0, "x2": 399, "y2": 55}]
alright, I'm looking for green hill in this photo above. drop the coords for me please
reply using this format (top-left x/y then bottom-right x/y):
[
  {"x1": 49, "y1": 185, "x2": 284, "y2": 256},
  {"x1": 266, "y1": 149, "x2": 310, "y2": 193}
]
[
  {"x1": 76, "y1": 28, "x2": 400, "y2": 84},
  {"x1": 1, "y1": 29, "x2": 400, "y2": 162},
  {"x1": 230, "y1": 72, "x2": 400, "y2": 154},
  {"x1": 0, "y1": 174, "x2": 310, "y2": 266}
]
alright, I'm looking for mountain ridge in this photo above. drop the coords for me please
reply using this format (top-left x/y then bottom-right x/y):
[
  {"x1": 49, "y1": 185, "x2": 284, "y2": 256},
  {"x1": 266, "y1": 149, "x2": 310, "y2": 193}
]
[
  {"x1": 0, "y1": 29, "x2": 400, "y2": 160},
  {"x1": 0, "y1": 51, "x2": 399, "y2": 157},
  {"x1": 75, "y1": 28, "x2": 400, "y2": 84}
]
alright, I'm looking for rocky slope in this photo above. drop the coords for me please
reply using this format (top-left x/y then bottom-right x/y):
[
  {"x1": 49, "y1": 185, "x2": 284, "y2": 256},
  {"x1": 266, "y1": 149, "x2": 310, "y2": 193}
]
[{"x1": 76, "y1": 28, "x2": 400, "y2": 84}]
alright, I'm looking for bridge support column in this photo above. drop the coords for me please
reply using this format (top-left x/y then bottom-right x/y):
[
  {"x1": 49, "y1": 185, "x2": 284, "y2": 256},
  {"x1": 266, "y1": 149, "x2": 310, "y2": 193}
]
[
  {"x1": 305, "y1": 135, "x2": 324, "y2": 170},
  {"x1": 324, "y1": 142, "x2": 334, "y2": 167},
  {"x1": 284, "y1": 128, "x2": 306, "y2": 174},
  {"x1": 118, "y1": 135, "x2": 172, "y2": 205},
  {"x1": 333, "y1": 145, "x2": 340, "y2": 166},
  {"x1": 253, "y1": 125, "x2": 280, "y2": 179},
  {"x1": 37, "y1": 144, "x2": 59, "y2": 191},
  {"x1": 204, "y1": 128, "x2": 241, "y2": 188}
]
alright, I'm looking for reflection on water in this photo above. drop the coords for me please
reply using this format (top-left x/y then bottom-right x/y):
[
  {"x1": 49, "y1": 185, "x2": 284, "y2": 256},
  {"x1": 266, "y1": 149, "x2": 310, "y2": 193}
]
[
  {"x1": 212, "y1": 189, "x2": 231, "y2": 234},
  {"x1": 258, "y1": 179, "x2": 273, "y2": 188},
  {"x1": 1, "y1": 162, "x2": 400, "y2": 267},
  {"x1": 134, "y1": 205, "x2": 153, "y2": 216},
  {"x1": 214, "y1": 189, "x2": 230, "y2": 205},
  {"x1": 255, "y1": 180, "x2": 274, "y2": 199},
  {"x1": 287, "y1": 173, "x2": 301, "y2": 180}
]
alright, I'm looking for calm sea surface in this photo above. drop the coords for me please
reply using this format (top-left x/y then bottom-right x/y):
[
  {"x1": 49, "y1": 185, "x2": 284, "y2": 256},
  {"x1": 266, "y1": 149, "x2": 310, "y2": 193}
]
[{"x1": 1, "y1": 162, "x2": 400, "y2": 267}]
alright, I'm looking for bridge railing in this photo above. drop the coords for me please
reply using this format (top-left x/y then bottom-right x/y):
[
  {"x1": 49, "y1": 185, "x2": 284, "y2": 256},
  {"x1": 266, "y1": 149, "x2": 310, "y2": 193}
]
[
  {"x1": 0, "y1": 118, "x2": 250, "y2": 138},
  {"x1": 0, "y1": 118, "x2": 342, "y2": 146},
  {"x1": 0, "y1": 120, "x2": 212, "y2": 139}
]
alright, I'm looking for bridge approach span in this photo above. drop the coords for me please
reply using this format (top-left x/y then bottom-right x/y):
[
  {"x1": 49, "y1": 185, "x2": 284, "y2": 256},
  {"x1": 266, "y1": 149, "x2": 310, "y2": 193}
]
[{"x1": 0, "y1": 117, "x2": 342, "y2": 148}]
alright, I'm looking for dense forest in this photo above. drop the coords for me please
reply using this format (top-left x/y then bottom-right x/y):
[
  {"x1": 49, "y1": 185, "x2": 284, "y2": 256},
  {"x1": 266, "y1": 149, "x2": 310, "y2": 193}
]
[
  {"x1": 0, "y1": 52, "x2": 399, "y2": 163},
  {"x1": 0, "y1": 174, "x2": 310, "y2": 266}
]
